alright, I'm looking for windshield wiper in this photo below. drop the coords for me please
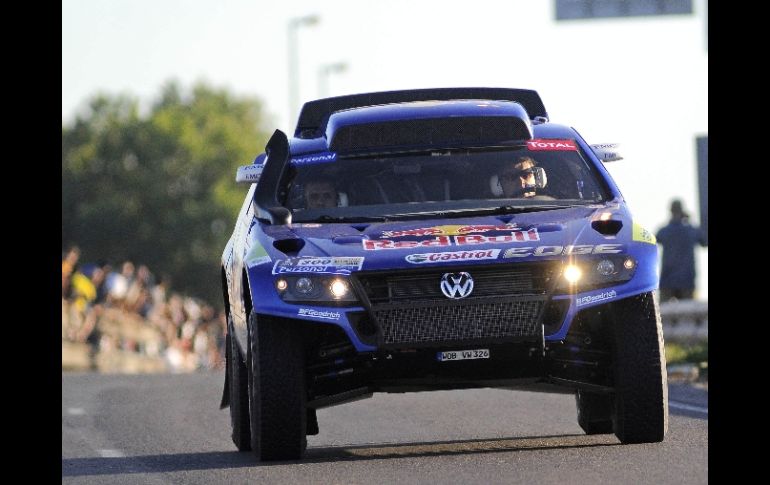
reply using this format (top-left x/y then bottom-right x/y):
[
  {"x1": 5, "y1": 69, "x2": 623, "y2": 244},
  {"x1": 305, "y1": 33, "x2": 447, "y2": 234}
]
[
  {"x1": 313, "y1": 215, "x2": 390, "y2": 223},
  {"x1": 386, "y1": 204, "x2": 581, "y2": 220}
]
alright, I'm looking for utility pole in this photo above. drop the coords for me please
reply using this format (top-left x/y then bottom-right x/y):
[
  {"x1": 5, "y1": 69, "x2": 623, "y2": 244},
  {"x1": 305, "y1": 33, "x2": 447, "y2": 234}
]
[
  {"x1": 287, "y1": 14, "x2": 320, "y2": 129},
  {"x1": 318, "y1": 62, "x2": 348, "y2": 98}
]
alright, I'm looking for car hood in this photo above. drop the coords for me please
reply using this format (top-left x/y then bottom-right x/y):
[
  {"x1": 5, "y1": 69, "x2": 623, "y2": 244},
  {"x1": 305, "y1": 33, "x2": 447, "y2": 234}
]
[{"x1": 259, "y1": 205, "x2": 629, "y2": 272}]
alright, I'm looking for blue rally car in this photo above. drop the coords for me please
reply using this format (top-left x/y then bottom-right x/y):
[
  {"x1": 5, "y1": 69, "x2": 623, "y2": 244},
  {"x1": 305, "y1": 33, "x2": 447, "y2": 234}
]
[{"x1": 219, "y1": 88, "x2": 667, "y2": 461}]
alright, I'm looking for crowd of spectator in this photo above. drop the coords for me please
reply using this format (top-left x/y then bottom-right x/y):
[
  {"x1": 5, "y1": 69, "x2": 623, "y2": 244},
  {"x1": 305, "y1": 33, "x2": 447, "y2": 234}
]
[{"x1": 62, "y1": 245, "x2": 226, "y2": 373}]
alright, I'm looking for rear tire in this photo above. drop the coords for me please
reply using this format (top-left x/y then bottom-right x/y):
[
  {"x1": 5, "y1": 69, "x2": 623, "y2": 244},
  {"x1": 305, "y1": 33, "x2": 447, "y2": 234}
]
[
  {"x1": 227, "y1": 316, "x2": 251, "y2": 451},
  {"x1": 612, "y1": 291, "x2": 668, "y2": 444},
  {"x1": 576, "y1": 391, "x2": 613, "y2": 435},
  {"x1": 247, "y1": 311, "x2": 307, "y2": 461}
]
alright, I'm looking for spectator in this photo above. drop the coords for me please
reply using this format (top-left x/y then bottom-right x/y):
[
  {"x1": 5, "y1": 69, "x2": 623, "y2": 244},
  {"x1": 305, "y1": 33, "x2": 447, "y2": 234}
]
[
  {"x1": 106, "y1": 260, "x2": 135, "y2": 308},
  {"x1": 656, "y1": 199, "x2": 708, "y2": 301},
  {"x1": 61, "y1": 251, "x2": 227, "y2": 373},
  {"x1": 62, "y1": 246, "x2": 80, "y2": 298}
]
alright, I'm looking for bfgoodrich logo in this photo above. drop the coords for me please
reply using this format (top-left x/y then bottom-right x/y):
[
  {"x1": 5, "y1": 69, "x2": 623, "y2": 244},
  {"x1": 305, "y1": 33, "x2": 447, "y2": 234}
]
[
  {"x1": 298, "y1": 308, "x2": 341, "y2": 320},
  {"x1": 576, "y1": 290, "x2": 617, "y2": 307}
]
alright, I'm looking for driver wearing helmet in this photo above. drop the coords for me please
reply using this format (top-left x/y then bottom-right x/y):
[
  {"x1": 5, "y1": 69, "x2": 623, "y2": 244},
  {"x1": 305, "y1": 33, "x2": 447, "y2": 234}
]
[{"x1": 498, "y1": 156, "x2": 541, "y2": 198}]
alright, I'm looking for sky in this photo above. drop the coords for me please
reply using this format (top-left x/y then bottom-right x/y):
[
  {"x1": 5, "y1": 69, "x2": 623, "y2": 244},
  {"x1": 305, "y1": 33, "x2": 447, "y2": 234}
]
[{"x1": 62, "y1": 0, "x2": 708, "y2": 298}]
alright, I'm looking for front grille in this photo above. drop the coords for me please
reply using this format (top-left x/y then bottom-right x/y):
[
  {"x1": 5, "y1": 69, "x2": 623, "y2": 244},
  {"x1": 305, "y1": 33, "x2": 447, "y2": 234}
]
[
  {"x1": 353, "y1": 263, "x2": 558, "y2": 347},
  {"x1": 374, "y1": 299, "x2": 543, "y2": 347},
  {"x1": 357, "y1": 263, "x2": 557, "y2": 305}
]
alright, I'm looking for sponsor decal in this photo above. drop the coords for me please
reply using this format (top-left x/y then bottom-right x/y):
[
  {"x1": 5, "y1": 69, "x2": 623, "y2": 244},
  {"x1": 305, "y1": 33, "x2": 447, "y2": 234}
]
[
  {"x1": 406, "y1": 249, "x2": 501, "y2": 264},
  {"x1": 250, "y1": 256, "x2": 271, "y2": 266},
  {"x1": 244, "y1": 243, "x2": 271, "y2": 265},
  {"x1": 526, "y1": 139, "x2": 577, "y2": 151},
  {"x1": 291, "y1": 152, "x2": 338, "y2": 165},
  {"x1": 300, "y1": 223, "x2": 322, "y2": 228},
  {"x1": 298, "y1": 308, "x2": 341, "y2": 320},
  {"x1": 576, "y1": 290, "x2": 617, "y2": 307},
  {"x1": 364, "y1": 229, "x2": 539, "y2": 251},
  {"x1": 632, "y1": 223, "x2": 656, "y2": 244},
  {"x1": 381, "y1": 223, "x2": 520, "y2": 238},
  {"x1": 503, "y1": 244, "x2": 624, "y2": 258},
  {"x1": 272, "y1": 256, "x2": 364, "y2": 275},
  {"x1": 239, "y1": 165, "x2": 263, "y2": 181}
]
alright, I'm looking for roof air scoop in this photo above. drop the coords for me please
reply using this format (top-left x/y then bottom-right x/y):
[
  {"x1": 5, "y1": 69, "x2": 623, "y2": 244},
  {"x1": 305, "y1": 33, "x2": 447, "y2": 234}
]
[
  {"x1": 329, "y1": 113, "x2": 532, "y2": 153},
  {"x1": 295, "y1": 87, "x2": 547, "y2": 138}
]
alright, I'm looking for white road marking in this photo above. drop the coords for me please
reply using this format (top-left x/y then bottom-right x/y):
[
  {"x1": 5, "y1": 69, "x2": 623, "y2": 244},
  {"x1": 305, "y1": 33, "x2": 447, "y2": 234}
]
[
  {"x1": 98, "y1": 449, "x2": 125, "y2": 458},
  {"x1": 669, "y1": 401, "x2": 708, "y2": 415},
  {"x1": 66, "y1": 408, "x2": 85, "y2": 416}
]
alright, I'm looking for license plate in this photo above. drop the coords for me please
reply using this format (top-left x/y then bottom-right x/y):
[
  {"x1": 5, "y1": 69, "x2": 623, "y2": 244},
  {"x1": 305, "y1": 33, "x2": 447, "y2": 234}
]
[{"x1": 437, "y1": 349, "x2": 490, "y2": 362}]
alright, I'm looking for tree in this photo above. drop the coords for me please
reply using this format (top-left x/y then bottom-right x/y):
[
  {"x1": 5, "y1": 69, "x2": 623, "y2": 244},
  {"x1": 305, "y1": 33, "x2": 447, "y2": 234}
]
[{"x1": 62, "y1": 81, "x2": 273, "y2": 306}]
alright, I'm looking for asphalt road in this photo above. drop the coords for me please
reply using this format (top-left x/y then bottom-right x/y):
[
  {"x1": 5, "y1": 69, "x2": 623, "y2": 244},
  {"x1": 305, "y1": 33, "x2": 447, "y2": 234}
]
[{"x1": 62, "y1": 372, "x2": 707, "y2": 484}]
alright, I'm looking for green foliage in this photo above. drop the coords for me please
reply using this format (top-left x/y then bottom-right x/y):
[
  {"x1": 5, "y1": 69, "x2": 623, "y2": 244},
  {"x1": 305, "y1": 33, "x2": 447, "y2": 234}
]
[
  {"x1": 62, "y1": 81, "x2": 273, "y2": 306},
  {"x1": 664, "y1": 340, "x2": 708, "y2": 365}
]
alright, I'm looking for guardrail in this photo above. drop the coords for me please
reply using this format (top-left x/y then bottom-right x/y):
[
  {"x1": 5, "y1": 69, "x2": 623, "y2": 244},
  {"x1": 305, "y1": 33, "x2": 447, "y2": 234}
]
[{"x1": 660, "y1": 299, "x2": 708, "y2": 341}]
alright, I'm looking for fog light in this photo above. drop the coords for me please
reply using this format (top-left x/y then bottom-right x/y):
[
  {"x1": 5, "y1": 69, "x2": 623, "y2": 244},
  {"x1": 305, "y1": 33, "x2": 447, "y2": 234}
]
[
  {"x1": 295, "y1": 277, "x2": 314, "y2": 294},
  {"x1": 623, "y1": 257, "x2": 635, "y2": 270},
  {"x1": 563, "y1": 265, "x2": 582, "y2": 284},
  {"x1": 330, "y1": 279, "x2": 349, "y2": 299},
  {"x1": 276, "y1": 278, "x2": 288, "y2": 291},
  {"x1": 596, "y1": 259, "x2": 616, "y2": 276}
]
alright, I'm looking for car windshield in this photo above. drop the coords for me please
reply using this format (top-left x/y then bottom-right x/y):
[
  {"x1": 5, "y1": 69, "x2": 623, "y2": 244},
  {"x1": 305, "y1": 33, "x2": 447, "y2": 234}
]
[{"x1": 283, "y1": 145, "x2": 610, "y2": 223}]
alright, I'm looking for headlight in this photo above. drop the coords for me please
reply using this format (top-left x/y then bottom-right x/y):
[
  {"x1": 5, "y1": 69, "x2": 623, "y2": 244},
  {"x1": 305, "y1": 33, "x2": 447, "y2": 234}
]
[
  {"x1": 563, "y1": 265, "x2": 583, "y2": 283},
  {"x1": 557, "y1": 255, "x2": 637, "y2": 293},
  {"x1": 275, "y1": 276, "x2": 358, "y2": 305},
  {"x1": 329, "y1": 279, "x2": 350, "y2": 299}
]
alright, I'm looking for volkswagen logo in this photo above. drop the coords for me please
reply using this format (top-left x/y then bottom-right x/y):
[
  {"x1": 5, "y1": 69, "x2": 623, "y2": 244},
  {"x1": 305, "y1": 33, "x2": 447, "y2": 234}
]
[{"x1": 440, "y1": 272, "x2": 474, "y2": 299}]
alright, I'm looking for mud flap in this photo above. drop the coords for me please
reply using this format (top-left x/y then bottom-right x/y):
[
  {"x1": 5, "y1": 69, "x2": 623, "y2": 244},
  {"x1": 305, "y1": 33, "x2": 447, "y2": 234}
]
[
  {"x1": 219, "y1": 333, "x2": 231, "y2": 409},
  {"x1": 307, "y1": 408, "x2": 319, "y2": 435}
]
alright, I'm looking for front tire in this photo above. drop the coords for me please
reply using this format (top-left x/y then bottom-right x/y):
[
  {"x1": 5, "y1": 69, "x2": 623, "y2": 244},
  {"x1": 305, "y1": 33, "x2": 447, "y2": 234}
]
[
  {"x1": 247, "y1": 311, "x2": 307, "y2": 461},
  {"x1": 612, "y1": 291, "x2": 668, "y2": 444},
  {"x1": 227, "y1": 315, "x2": 251, "y2": 451}
]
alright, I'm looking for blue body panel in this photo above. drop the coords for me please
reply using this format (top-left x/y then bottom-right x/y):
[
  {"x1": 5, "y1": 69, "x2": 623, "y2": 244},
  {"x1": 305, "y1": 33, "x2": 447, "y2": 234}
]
[
  {"x1": 239, "y1": 206, "x2": 657, "y2": 352},
  {"x1": 225, "y1": 97, "x2": 657, "y2": 354}
]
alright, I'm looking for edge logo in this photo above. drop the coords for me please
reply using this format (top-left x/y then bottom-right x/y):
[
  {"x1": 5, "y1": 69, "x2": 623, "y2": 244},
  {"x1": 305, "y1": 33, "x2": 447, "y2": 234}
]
[{"x1": 440, "y1": 272, "x2": 474, "y2": 299}]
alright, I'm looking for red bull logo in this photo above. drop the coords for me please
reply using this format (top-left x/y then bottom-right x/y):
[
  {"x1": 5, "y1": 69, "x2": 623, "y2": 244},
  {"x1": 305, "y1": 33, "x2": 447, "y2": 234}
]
[
  {"x1": 380, "y1": 223, "x2": 521, "y2": 238},
  {"x1": 363, "y1": 229, "x2": 539, "y2": 250}
]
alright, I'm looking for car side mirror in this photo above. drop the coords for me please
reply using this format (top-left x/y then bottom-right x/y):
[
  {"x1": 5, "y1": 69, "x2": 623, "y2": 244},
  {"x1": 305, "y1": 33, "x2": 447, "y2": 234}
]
[
  {"x1": 236, "y1": 153, "x2": 267, "y2": 184},
  {"x1": 235, "y1": 164, "x2": 263, "y2": 184},
  {"x1": 590, "y1": 143, "x2": 623, "y2": 162}
]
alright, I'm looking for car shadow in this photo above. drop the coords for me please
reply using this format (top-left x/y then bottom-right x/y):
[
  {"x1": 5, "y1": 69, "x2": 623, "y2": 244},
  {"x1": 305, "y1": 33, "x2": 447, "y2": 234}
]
[{"x1": 61, "y1": 433, "x2": 620, "y2": 476}]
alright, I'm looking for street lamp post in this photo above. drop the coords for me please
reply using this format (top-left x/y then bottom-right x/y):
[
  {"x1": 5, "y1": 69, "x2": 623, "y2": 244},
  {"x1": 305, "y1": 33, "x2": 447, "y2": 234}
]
[
  {"x1": 318, "y1": 62, "x2": 348, "y2": 98},
  {"x1": 287, "y1": 14, "x2": 320, "y2": 129}
]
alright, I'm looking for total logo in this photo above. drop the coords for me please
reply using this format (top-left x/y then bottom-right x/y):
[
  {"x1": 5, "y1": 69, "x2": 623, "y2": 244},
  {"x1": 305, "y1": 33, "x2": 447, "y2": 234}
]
[
  {"x1": 363, "y1": 229, "x2": 539, "y2": 251},
  {"x1": 526, "y1": 139, "x2": 577, "y2": 151},
  {"x1": 405, "y1": 249, "x2": 500, "y2": 264}
]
